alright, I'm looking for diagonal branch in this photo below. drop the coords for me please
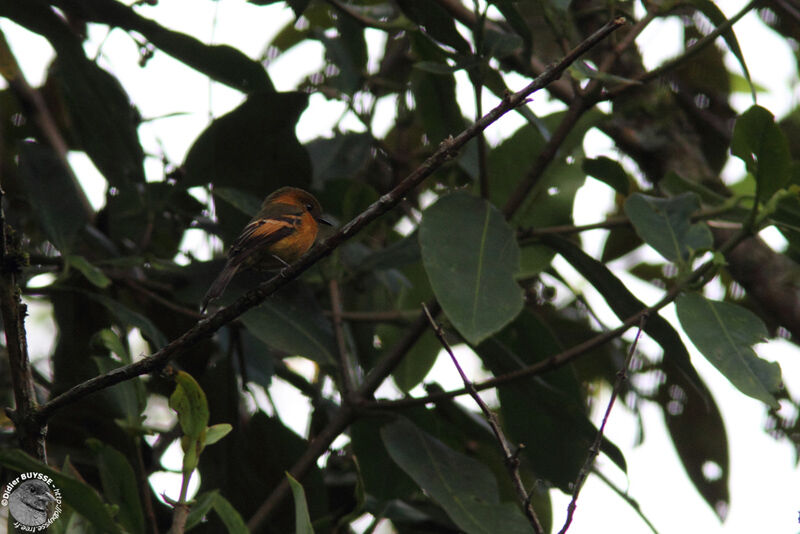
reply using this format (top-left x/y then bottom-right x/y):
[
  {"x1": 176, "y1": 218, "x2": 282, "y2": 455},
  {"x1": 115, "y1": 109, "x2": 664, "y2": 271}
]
[
  {"x1": 559, "y1": 313, "x2": 648, "y2": 533},
  {"x1": 422, "y1": 304, "x2": 545, "y2": 534},
  {"x1": 32, "y1": 16, "x2": 627, "y2": 428}
]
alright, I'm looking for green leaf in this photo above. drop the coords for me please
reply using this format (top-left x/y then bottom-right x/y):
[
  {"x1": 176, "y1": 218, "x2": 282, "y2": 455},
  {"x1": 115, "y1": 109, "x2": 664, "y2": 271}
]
[
  {"x1": 82, "y1": 292, "x2": 168, "y2": 348},
  {"x1": 50, "y1": 56, "x2": 145, "y2": 187},
  {"x1": 91, "y1": 329, "x2": 129, "y2": 363},
  {"x1": 0, "y1": 449, "x2": 122, "y2": 533},
  {"x1": 419, "y1": 192, "x2": 524, "y2": 344},
  {"x1": 210, "y1": 492, "x2": 249, "y2": 534},
  {"x1": 350, "y1": 417, "x2": 418, "y2": 501},
  {"x1": 183, "y1": 92, "x2": 310, "y2": 190},
  {"x1": 170, "y1": 371, "x2": 210, "y2": 440},
  {"x1": 476, "y1": 311, "x2": 627, "y2": 491},
  {"x1": 287, "y1": 473, "x2": 315, "y2": 534},
  {"x1": 582, "y1": 156, "x2": 631, "y2": 194},
  {"x1": 397, "y1": 0, "x2": 472, "y2": 54},
  {"x1": 624, "y1": 192, "x2": 712, "y2": 263},
  {"x1": 212, "y1": 188, "x2": 262, "y2": 218},
  {"x1": 18, "y1": 142, "x2": 90, "y2": 253},
  {"x1": 542, "y1": 235, "x2": 707, "y2": 396},
  {"x1": 382, "y1": 418, "x2": 534, "y2": 534},
  {"x1": 731, "y1": 105, "x2": 791, "y2": 202},
  {"x1": 66, "y1": 255, "x2": 111, "y2": 288},
  {"x1": 205, "y1": 424, "x2": 233, "y2": 446},
  {"x1": 240, "y1": 289, "x2": 337, "y2": 366},
  {"x1": 87, "y1": 440, "x2": 145, "y2": 534},
  {"x1": 409, "y1": 37, "x2": 468, "y2": 144},
  {"x1": 93, "y1": 355, "x2": 147, "y2": 432},
  {"x1": 71, "y1": 0, "x2": 272, "y2": 93},
  {"x1": 676, "y1": 293, "x2": 781, "y2": 408},
  {"x1": 185, "y1": 491, "x2": 218, "y2": 531}
]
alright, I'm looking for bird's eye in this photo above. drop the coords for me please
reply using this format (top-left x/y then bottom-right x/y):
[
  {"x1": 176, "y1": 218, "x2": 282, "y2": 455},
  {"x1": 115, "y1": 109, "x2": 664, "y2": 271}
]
[{"x1": 305, "y1": 203, "x2": 314, "y2": 211}]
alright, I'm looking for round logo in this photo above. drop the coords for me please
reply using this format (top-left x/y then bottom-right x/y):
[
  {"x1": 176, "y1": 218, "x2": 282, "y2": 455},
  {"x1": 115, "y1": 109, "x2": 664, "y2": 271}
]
[{"x1": 2, "y1": 472, "x2": 61, "y2": 531}]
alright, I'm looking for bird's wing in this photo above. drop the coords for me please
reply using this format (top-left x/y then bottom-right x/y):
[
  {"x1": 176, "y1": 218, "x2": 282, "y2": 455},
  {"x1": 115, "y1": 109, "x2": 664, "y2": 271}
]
[{"x1": 229, "y1": 216, "x2": 297, "y2": 265}]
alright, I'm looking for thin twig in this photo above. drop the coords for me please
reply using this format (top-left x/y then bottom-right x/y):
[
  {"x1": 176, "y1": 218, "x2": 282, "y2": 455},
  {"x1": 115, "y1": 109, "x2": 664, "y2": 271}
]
[
  {"x1": 602, "y1": 0, "x2": 760, "y2": 101},
  {"x1": 558, "y1": 313, "x2": 648, "y2": 534},
  {"x1": 592, "y1": 468, "x2": 660, "y2": 534},
  {"x1": 322, "y1": 309, "x2": 419, "y2": 324},
  {"x1": 422, "y1": 304, "x2": 544, "y2": 534},
  {"x1": 329, "y1": 279, "x2": 357, "y2": 396}
]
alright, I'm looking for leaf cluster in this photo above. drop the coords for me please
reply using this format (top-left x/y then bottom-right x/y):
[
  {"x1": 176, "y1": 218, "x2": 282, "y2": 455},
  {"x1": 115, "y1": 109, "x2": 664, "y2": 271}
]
[{"x1": 0, "y1": 1, "x2": 799, "y2": 533}]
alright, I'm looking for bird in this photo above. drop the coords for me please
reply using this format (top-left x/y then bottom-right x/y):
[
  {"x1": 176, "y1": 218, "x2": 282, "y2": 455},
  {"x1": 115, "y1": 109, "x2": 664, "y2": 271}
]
[
  {"x1": 201, "y1": 186, "x2": 331, "y2": 312},
  {"x1": 8, "y1": 479, "x2": 56, "y2": 527}
]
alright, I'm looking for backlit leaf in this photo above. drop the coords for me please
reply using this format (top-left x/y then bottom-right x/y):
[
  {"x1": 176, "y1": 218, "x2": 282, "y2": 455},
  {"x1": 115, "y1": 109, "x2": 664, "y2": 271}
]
[{"x1": 676, "y1": 293, "x2": 781, "y2": 408}]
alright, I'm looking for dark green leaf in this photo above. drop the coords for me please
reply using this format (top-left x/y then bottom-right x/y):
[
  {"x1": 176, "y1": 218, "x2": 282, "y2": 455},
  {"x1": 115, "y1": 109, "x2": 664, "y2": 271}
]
[
  {"x1": 66, "y1": 255, "x2": 111, "y2": 288},
  {"x1": 675, "y1": 293, "x2": 781, "y2": 408},
  {"x1": 397, "y1": 0, "x2": 472, "y2": 54},
  {"x1": 542, "y1": 235, "x2": 707, "y2": 396},
  {"x1": 476, "y1": 313, "x2": 627, "y2": 491},
  {"x1": 491, "y1": 0, "x2": 532, "y2": 50},
  {"x1": 183, "y1": 92, "x2": 310, "y2": 191},
  {"x1": 60, "y1": 0, "x2": 272, "y2": 93},
  {"x1": 83, "y1": 292, "x2": 168, "y2": 349},
  {"x1": 287, "y1": 473, "x2": 315, "y2": 534},
  {"x1": 212, "y1": 188, "x2": 262, "y2": 218},
  {"x1": 582, "y1": 156, "x2": 631, "y2": 194},
  {"x1": 382, "y1": 418, "x2": 534, "y2": 534},
  {"x1": 0, "y1": 449, "x2": 122, "y2": 533},
  {"x1": 50, "y1": 56, "x2": 145, "y2": 187},
  {"x1": 240, "y1": 289, "x2": 337, "y2": 366},
  {"x1": 185, "y1": 491, "x2": 218, "y2": 531},
  {"x1": 419, "y1": 192, "x2": 523, "y2": 344},
  {"x1": 86, "y1": 440, "x2": 145, "y2": 534},
  {"x1": 307, "y1": 134, "x2": 374, "y2": 185},
  {"x1": 18, "y1": 142, "x2": 89, "y2": 253},
  {"x1": 624, "y1": 192, "x2": 712, "y2": 263},
  {"x1": 350, "y1": 417, "x2": 418, "y2": 501},
  {"x1": 211, "y1": 492, "x2": 249, "y2": 534},
  {"x1": 657, "y1": 360, "x2": 729, "y2": 519},
  {"x1": 482, "y1": 29, "x2": 523, "y2": 59},
  {"x1": 731, "y1": 105, "x2": 791, "y2": 202}
]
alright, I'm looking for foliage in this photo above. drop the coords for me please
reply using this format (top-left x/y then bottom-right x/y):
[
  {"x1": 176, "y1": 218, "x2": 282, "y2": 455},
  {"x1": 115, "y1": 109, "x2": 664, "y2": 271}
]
[{"x1": 0, "y1": 1, "x2": 799, "y2": 533}]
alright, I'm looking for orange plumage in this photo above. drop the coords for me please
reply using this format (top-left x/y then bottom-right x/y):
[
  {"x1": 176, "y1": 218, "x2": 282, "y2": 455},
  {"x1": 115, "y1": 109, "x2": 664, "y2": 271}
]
[{"x1": 201, "y1": 187, "x2": 330, "y2": 312}]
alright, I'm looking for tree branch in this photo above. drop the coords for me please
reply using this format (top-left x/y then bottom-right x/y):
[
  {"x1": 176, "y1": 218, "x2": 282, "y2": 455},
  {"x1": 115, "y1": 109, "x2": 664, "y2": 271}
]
[
  {"x1": 0, "y1": 185, "x2": 45, "y2": 460},
  {"x1": 422, "y1": 304, "x2": 545, "y2": 534},
  {"x1": 33, "y1": 16, "x2": 627, "y2": 427},
  {"x1": 559, "y1": 313, "x2": 647, "y2": 533}
]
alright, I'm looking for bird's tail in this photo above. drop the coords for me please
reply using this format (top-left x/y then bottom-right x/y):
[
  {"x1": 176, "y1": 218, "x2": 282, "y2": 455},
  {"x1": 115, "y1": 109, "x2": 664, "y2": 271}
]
[{"x1": 201, "y1": 261, "x2": 239, "y2": 313}]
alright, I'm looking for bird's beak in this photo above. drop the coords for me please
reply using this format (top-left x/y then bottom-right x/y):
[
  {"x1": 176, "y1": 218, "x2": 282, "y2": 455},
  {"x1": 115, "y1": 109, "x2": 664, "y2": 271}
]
[{"x1": 317, "y1": 216, "x2": 333, "y2": 226}]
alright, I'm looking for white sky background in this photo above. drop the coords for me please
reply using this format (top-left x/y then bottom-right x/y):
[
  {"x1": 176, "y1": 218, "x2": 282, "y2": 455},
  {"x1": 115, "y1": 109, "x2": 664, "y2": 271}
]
[{"x1": 3, "y1": 1, "x2": 800, "y2": 533}]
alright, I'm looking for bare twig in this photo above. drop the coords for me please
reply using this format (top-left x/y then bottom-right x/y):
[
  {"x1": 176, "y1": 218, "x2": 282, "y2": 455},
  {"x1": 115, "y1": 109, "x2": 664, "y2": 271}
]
[
  {"x1": 422, "y1": 304, "x2": 544, "y2": 534},
  {"x1": 329, "y1": 279, "x2": 357, "y2": 396},
  {"x1": 602, "y1": 0, "x2": 760, "y2": 101},
  {"x1": 592, "y1": 469, "x2": 660, "y2": 534},
  {"x1": 558, "y1": 313, "x2": 648, "y2": 534},
  {"x1": 322, "y1": 309, "x2": 419, "y2": 324}
]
